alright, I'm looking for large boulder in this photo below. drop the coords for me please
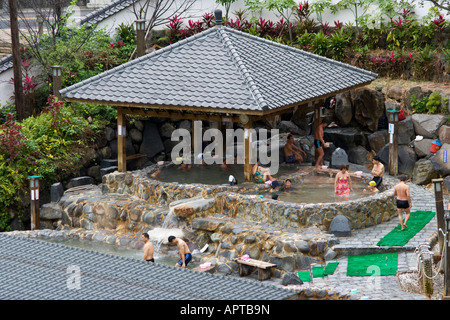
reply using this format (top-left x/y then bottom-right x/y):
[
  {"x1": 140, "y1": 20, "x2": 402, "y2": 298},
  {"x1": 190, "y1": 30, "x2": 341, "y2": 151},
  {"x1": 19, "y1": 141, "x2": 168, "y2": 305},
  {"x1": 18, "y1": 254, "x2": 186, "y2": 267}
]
[
  {"x1": 439, "y1": 125, "x2": 450, "y2": 144},
  {"x1": 324, "y1": 127, "x2": 367, "y2": 151},
  {"x1": 386, "y1": 86, "x2": 403, "y2": 102},
  {"x1": 404, "y1": 86, "x2": 424, "y2": 113},
  {"x1": 413, "y1": 139, "x2": 433, "y2": 158},
  {"x1": 411, "y1": 114, "x2": 447, "y2": 139},
  {"x1": 397, "y1": 117, "x2": 415, "y2": 145},
  {"x1": 277, "y1": 120, "x2": 304, "y2": 136},
  {"x1": 377, "y1": 144, "x2": 417, "y2": 176},
  {"x1": 431, "y1": 143, "x2": 450, "y2": 176},
  {"x1": 351, "y1": 88, "x2": 385, "y2": 132},
  {"x1": 139, "y1": 121, "x2": 165, "y2": 159},
  {"x1": 328, "y1": 215, "x2": 351, "y2": 237},
  {"x1": 368, "y1": 130, "x2": 388, "y2": 153},
  {"x1": 348, "y1": 146, "x2": 371, "y2": 166},
  {"x1": 412, "y1": 159, "x2": 439, "y2": 185},
  {"x1": 335, "y1": 92, "x2": 353, "y2": 126}
]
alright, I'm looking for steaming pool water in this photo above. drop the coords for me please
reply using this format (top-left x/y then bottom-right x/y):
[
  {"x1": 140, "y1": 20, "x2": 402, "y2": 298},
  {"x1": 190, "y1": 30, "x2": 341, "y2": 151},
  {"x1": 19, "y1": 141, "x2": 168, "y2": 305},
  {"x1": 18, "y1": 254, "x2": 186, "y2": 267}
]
[{"x1": 41, "y1": 237, "x2": 201, "y2": 269}]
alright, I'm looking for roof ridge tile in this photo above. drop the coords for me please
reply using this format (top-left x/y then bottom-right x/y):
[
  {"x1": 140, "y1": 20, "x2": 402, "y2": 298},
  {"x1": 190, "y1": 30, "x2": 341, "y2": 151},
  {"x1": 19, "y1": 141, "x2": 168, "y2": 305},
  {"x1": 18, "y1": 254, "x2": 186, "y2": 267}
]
[{"x1": 217, "y1": 27, "x2": 269, "y2": 111}]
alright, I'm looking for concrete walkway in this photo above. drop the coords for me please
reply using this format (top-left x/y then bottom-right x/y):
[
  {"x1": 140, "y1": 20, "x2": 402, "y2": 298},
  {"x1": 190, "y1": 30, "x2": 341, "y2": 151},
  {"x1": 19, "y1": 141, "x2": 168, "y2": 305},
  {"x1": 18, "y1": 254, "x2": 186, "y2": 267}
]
[{"x1": 278, "y1": 168, "x2": 441, "y2": 300}]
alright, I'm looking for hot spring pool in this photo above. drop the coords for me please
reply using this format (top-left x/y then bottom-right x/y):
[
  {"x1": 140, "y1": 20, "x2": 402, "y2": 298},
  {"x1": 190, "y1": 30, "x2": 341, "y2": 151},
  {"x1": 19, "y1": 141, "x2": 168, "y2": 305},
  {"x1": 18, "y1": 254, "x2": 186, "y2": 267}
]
[
  {"x1": 249, "y1": 174, "x2": 373, "y2": 204},
  {"x1": 153, "y1": 163, "x2": 301, "y2": 185},
  {"x1": 41, "y1": 237, "x2": 201, "y2": 269}
]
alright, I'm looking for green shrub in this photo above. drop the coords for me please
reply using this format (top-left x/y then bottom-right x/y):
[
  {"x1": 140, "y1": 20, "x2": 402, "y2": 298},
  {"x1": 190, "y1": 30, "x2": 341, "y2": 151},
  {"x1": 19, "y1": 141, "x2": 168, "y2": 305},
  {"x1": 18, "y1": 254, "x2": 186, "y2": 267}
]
[
  {"x1": 311, "y1": 30, "x2": 330, "y2": 56},
  {"x1": 411, "y1": 92, "x2": 442, "y2": 114}
]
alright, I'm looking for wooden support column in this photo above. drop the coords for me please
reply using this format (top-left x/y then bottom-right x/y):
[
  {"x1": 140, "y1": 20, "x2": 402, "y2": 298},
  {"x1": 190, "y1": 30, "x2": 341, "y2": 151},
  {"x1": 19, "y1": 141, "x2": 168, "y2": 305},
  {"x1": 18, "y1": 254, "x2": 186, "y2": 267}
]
[
  {"x1": 117, "y1": 107, "x2": 127, "y2": 172},
  {"x1": 243, "y1": 117, "x2": 253, "y2": 182},
  {"x1": 433, "y1": 178, "x2": 445, "y2": 250},
  {"x1": 217, "y1": 119, "x2": 226, "y2": 160},
  {"x1": 388, "y1": 110, "x2": 400, "y2": 176},
  {"x1": 313, "y1": 102, "x2": 321, "y2": 165},
  {"x1": 444, "y1": 213, "x2": 450, "y2": 299}
]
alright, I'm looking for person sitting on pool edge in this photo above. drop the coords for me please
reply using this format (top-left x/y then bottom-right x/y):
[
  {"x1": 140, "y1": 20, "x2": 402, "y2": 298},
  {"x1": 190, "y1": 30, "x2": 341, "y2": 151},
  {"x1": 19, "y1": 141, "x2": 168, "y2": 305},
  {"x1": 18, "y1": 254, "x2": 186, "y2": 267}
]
[
  {"x1": 284, "y1": 134, "x2": 307, "y2": 164},
  {"x1": 252, "y1": 161, "x2": 275, "y2": 183},
  {"x1": 168, "y1": 235, "x2": 192, "y2": 268}
]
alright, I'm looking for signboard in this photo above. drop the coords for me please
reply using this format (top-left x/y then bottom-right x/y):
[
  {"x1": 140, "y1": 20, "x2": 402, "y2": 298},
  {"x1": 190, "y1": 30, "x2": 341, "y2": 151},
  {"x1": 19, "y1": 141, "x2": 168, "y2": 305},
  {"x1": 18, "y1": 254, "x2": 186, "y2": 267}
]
[{"x1": 388, "y1": 123, "x2": 394, "y2": 134}]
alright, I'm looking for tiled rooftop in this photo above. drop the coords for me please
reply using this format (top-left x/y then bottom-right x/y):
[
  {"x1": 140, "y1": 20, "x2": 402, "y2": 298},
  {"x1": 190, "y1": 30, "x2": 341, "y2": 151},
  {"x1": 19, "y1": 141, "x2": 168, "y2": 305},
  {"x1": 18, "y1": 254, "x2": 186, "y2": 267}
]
[
  {"x1": 0, "y1": 233, "x2": 295, "y2": 300},
  {"x1": 80, "y1": 0, "x2": 139, "y2": 28},
  {"x1": 60, "y1": 26, "x2": 377, "y2": 112}
]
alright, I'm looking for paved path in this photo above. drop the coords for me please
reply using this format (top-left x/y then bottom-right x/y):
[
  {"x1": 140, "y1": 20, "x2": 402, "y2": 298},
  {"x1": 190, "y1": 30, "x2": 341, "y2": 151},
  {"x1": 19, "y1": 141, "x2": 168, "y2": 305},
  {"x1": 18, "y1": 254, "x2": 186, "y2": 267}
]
[{"x1": 277, "y1": 171, "x2": 441, "y2": 300}]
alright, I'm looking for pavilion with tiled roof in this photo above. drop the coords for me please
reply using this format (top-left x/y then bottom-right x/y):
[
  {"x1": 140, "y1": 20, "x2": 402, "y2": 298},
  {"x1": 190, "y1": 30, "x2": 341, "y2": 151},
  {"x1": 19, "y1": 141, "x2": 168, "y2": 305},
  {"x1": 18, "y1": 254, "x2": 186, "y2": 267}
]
[{"x1": 60, "y1": 11, "x2": 377, "y2": 180}]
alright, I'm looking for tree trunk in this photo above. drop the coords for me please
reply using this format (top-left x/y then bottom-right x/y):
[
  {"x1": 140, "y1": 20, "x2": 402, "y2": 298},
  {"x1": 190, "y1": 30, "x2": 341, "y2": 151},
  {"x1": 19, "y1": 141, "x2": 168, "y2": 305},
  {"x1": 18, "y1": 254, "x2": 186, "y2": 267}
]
[{"x1": 9, "y1": 0, "x2": 26, "y2": 120}]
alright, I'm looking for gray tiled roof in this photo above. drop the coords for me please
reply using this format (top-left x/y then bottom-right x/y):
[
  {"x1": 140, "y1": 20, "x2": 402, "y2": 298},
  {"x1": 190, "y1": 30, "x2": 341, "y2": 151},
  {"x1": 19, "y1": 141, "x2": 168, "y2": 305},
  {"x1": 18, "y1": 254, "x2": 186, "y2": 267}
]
[
  {"x1": 0, "y1": 0, "x2": 138, "y2": 75},
  {"x1": 60, "y1": 26, "x2": 377, "y2": 112},
  {"x1": 0, "y1": 54, "x2": 13, "y2": 74},
  {"x1": 80, "y1": 0, "x2": 140, "y2": 28},
  {"x1": 0, "y1": 233, "x2": 295, "y2": 300}
]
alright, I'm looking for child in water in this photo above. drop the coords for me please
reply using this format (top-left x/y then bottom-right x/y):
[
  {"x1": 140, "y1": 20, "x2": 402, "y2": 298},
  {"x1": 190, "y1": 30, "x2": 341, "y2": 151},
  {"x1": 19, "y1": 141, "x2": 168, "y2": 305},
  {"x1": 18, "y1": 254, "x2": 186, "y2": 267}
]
[{"x1": 364, "y1": 180, "x2": 379, "y2": 193}]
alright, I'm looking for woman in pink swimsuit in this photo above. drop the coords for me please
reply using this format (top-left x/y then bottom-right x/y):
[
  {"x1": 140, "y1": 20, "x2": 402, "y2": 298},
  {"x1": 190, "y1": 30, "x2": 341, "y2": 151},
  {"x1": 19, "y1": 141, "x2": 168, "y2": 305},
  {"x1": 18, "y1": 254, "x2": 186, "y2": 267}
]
[{"x1": 335, "y1": 164, "x2": 353, "y2": 196}]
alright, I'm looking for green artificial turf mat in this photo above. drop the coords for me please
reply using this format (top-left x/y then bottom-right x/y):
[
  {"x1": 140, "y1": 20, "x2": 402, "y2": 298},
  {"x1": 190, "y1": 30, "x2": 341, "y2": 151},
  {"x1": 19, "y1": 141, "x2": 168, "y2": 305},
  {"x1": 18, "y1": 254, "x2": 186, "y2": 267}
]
[
  {"x1": 324, "y1": 262, "x2": 339, "y2": 275},
  {"x1": 346, "y1": 252, "x2": 398, "y2": 276},
  {"x1": 312, "y1": 266, "x2": 324, "y2": 278},
  {"x1": 376, "y1": 211, "x2": 435, "y2": 247},
  {"x1": 298, "y1": 271, "x2": 311, "y2": 282}
]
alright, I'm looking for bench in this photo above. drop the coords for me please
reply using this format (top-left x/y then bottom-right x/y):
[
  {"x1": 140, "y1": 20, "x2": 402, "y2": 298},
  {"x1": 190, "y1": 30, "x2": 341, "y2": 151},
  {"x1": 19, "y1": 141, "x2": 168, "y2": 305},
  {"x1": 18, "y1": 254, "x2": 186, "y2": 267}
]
[
  {"x1": 115, "y1": 153, "x2": 147, "y2": 169},
  {"x1": 233, "y1": 258, "x2": 277, "y2": 281}
]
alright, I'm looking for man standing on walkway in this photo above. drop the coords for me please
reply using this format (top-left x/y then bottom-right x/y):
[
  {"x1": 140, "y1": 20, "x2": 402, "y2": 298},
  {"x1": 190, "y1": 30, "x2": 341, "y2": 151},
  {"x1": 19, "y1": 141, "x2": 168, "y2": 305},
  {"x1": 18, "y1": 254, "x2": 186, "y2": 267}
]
[
  {"x1": 314, "y1": 122, "x2": 328, "y2": 169},
  {"x1": 142, "y1": 232, "x2": 154, "y2": 262},
  {"x1": 168, "y1": 235, "x2": 192, "y2": 268},
  {"x1": 394, "y1": 175, "x2": 412, "y2": 231}
]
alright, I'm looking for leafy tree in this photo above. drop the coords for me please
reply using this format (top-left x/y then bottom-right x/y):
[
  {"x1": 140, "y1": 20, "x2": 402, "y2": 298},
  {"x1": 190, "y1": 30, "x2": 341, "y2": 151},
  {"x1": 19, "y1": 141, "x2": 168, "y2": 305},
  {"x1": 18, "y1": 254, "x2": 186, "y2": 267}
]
[
  {"x1": 264, "y1": 0, "x2": 297, "y2": 42},
  {"x1": 310, "y1": 0, "x2": 333, "y2": 25},
  {"x1": 216, "y1": 0, "x2": 238, "y2": 24},
  {"x1": 332, "y1": 0, "x2": 375, "y2": 29}
]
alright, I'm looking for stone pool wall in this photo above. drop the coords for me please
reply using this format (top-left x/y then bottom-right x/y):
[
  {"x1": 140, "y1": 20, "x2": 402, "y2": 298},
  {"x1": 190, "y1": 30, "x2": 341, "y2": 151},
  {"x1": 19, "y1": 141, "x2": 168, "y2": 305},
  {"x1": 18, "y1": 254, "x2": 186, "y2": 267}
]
[
  {"x1": 215, "y1": 187, "x2": 397, "y2": 231},
  {"x1": 101, "y1": 166, "x2": 398, "y2": 232},
  {"x1": 37, "y1": 166, "x2": 399, "y2": 279},
  {"x1": 101, "y1": 166, "x2": 269, "y2": 207}
]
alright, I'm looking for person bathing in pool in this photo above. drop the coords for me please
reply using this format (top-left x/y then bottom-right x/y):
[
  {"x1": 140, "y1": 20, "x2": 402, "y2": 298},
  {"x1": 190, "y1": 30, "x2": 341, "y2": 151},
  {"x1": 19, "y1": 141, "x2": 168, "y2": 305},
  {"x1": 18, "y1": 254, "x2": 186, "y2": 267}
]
[
  {"x1": 168, "y1": 236, "x2": 192, "y2": 268},
  {"x1": 363, "y1": 180, "x2": 379, "y2": 193}
]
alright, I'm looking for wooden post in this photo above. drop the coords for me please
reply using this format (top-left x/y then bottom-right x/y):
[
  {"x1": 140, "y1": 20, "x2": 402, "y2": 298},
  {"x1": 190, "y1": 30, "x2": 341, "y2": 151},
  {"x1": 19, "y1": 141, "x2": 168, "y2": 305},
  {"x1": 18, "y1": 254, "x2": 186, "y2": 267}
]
[
  {"x1": 387, "y1": 110, "x2": 399, "y2": 176},
  {"x1": 218, "y1": 119, "x2": 227, "y2": 160},
  {"x1": 117, "y1": 107, "x2": 127, "y2": 172},
  {"x1": 313, "y1": 102, "x2": 321, "y2": 166},
  {"x1": 9, "y1": 0, "x2": 26, "y2": 120},
  {"x1": 243, "y1": 118, "x2": 253, "y2": 182},
  {"x1": 444, "y1": 213, "x2": 450, "y2": 299},
  {"x1": 28, "y1": 175, "x2": 41, "y2": 230},
  {"x1": 433, "y1": 178, "x2": 445, "y2": 250},
  {"x1": 192, "y1": 120, "x2": 202, "y2": 161}
]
